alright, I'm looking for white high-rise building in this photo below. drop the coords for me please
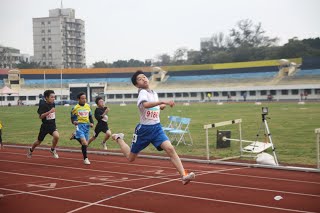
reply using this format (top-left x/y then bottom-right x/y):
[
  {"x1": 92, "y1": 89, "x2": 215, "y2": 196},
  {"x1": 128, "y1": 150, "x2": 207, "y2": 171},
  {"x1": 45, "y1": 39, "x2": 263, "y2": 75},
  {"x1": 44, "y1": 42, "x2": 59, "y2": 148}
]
[{"x1": 33, "y1": 8, "x2": 86, "y2": 68}]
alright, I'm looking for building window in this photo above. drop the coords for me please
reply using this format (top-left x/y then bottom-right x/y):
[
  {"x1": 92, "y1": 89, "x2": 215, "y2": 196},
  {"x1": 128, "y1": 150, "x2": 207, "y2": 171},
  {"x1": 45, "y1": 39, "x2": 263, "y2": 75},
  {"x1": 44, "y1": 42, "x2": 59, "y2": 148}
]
[
  {"x1": 0, "y1": 97, "x2": 4, "y2": 101},
  {"x1": 49, "y1": 54, "x2": 52, "y2": 57},
  {"x1": 48, "y1": 46, "x2": 52, "y2": 49},
  {"x1": 133, "y1": 94, "x2": 138, "y2": 98},
  {"x1": 48, "y1": 29, "x2": 51, "y2": 33},
  {"x1": 175, "y1": 93, "x2": 182, "y2": 98},
  {"x1": 249, "y1": 91, "x2": 256, "y2": 96},
  {"x1": 124, "y1": 94, "x2": 131, "y2": 98},
  {"x1": 19, "y1": 96, "x2": 27, "y2": 101},
  {"x1": 158, "y1": 93, "x2": 165, "y2": 98},
  {"x1": 28, "y1": 96, "x2": 36, "y2": 100},
  {"x1": 41, "y1": 22, "x2": 45, "y2": 25},
  {"x1": 49, "y1": 62, "x2": 52, "y2": 66},
  {"x1": 281, "y1": 90, "x2": 288, "y2": 95},
  {"x1": 41, "y1": 30, "x2": 45, "y2": 33},
  {"x1": 48, "y1": 38, "x2": 51, "y2": 41},
  {"x1": 315, "y1": 89, "x2": 320, "y2": 95},
  {"x1": 42, "y1": 54, "x2": 46, "y2": 57},
  {"x1": 42, "y1": 46, "x2": 46, "y2": 49},
  {"x1": 48, "y1": 21, "x2": 51, "y2": 24},
  {"x1": 213, "y1": 92, "x2": 219, "y2": 97},
  {"x1": 230, "y1": 91, "x2": 236, "y2": 96},
  {"x1": 115, "y1": 94, "x2": 122, "y2": 99},
  {"x1": 260, "y1": 90, "x2": 267, "y2": 96},
  {"x1": 167, "y1": 93, "x2": 173, "y2": 98},
  {"x1": 291, "y1": 89, "x2": 299, "y2": 95},
  {"x1": 190, "y1": 92, "x2": 197, "y2": 97},
  {"x1": 42, "y1": 62, "x2": 46, "y2": 66},
  {"x1": 304, "y1": 89, "x2": 312, "y2": 95},
  {"x1": 270, "y1": 90, "x2": 277, "y2": 95},
  {"x1": 42, "y1": 38, "x2": 45, "y2": 41},
  {"x1": 222, "y1": 92, "x2": 228, "y2": 96},
  {"x1": 107, "y1": 94, "x2": 114, "y2": 99},
  {"x1": 183, "y1": 93, "x2": 189, "y2": 97},
  {"x1": 7, "y1": 96, "x2": 14, "y2": 101}
]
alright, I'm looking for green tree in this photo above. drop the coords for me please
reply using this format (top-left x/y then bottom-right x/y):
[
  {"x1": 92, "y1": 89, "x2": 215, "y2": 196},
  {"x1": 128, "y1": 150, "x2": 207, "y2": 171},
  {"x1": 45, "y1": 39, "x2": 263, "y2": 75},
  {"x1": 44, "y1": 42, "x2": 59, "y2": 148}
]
[
  {"x1": 92, "y1": 61, "x2": 108, "y2": 68},
  {"x1": 229, "y1": 19, "x2": 279, "y2": 48}
]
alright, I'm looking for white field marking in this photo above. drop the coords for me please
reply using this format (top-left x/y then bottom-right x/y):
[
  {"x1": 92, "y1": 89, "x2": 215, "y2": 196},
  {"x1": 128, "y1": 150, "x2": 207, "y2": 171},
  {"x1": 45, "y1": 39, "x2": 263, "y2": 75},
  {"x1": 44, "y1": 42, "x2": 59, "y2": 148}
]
[
  {"x1": 66, "y1": 167, "x2": 247, "y2": 213},
  {"x1": 89, "y1": 176, "x2": 128, "y2": 182},
  {"x1": 3, "y1": 179, "x2": 57, "y2": 187},
  {"x1": 0, "y1": 187, "x2": 153, "y2": 213},
  {"x1": 0, "y1": 159, "x2": 181, "y2": 180},
  {"x1": 1, "y1": 169, "x2": 318, "y2": 213},
  {"x1": 214, "y1": 171, "x2": 320, "y2": 185},
  {"x1": 3, "y1": 166, "x2": 319, "y2": 203},
  {"x1": 4, "y1": 175, "x2": 157, "y2": 197},
  {"x1": 27, "y1": 183, "x2": 57, "y2": 189},
  {"x1": 186, "y1": 171, "x2": 320, "y2": 198},
  {"x1": 141, "y1": 169, "x2": 165, "y2": 175},
  {"x1": 1, "y1": 158, "x2": 320, "y2": 198},
  {"x1": 2, "y1": 150, "x2": 224, "y2": 171},
  {"x1": 3, "y1": 155, "x2": 319, "y2": 187},
  {"x1": 137, "y1": 188, "x2": 318, "y2": 213}
]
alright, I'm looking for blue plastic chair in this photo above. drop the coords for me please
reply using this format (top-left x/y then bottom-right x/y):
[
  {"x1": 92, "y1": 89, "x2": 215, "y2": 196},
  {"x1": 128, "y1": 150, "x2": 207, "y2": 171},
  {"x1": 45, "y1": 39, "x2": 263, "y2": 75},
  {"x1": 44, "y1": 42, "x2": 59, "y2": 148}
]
[
  {"x1": 162, "y1": 116, "x2": 180, "y2": 132},
  {"x1": 169, "y1": 117, "x2": 193, "y2": 146}
]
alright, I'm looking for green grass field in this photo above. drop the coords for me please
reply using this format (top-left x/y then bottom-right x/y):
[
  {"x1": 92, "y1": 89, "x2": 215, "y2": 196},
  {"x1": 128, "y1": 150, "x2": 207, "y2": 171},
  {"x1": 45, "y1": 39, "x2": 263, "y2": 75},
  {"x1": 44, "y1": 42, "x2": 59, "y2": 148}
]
[{"x1": 0, "y1": 102, "x2": 319, "y2": 167}]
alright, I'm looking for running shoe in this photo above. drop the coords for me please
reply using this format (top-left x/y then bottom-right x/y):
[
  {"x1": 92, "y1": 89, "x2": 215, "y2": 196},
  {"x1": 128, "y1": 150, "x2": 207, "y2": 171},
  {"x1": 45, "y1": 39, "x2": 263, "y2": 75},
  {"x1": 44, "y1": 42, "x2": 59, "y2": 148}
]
[
  {"x1": 27, "y1": 148, "x2": 32, "y2": 158},
  {"x1": 182, "y1": 172, "x2": 195, "y2": 185},
  {"x1": 50, "y1": 149, "x2": 59, "y2": 159},
  {"x1": 83, "y1": 158, "x2": 91, "y2": 165},
  {"x1": 101, "y1": 142, "x2": 108, "y2": 150}
]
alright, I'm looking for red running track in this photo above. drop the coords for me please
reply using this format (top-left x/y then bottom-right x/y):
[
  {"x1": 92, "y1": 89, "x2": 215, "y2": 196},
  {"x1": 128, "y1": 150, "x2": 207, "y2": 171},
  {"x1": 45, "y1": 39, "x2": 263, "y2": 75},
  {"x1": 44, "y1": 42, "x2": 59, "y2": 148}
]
[{"x1": 0, "y1": 146, "x2": 319, "y2": 213}]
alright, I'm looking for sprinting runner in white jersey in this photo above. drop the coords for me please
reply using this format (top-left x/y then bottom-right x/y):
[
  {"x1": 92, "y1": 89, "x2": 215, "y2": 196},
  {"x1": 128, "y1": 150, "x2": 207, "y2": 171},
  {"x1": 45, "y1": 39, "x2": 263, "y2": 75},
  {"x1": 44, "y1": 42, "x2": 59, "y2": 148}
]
[{"x1": 112, "y1": 70, "x2": 195, "y2": 185}]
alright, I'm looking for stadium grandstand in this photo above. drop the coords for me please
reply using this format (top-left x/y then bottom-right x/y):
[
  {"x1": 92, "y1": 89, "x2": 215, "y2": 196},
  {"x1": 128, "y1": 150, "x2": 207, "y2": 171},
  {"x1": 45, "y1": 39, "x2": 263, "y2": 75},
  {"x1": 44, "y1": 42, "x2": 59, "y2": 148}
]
[{"x1": 0, "y1": 57, "x2": 320, "y2": 106}]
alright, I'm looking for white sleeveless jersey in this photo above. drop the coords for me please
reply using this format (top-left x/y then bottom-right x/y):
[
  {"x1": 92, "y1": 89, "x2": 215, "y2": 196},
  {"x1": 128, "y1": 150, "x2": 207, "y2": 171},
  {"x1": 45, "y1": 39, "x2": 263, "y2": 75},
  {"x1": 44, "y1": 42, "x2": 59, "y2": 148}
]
[{"x1": 137, "y1": 89, "x2": 160, "y2": 125}]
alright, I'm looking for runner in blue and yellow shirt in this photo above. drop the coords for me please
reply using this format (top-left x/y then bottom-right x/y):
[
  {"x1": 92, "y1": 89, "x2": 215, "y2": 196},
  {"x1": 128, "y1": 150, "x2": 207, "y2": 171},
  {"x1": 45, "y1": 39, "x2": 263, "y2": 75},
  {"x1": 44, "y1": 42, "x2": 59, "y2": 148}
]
[{"x1": 71, "y1": 92, "x2": 94, "y2": 165}]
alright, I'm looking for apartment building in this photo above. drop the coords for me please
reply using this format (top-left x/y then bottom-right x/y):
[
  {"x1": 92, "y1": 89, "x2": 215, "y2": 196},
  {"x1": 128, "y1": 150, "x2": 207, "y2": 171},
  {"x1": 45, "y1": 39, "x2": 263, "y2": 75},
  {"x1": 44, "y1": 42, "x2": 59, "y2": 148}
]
[{"x1": 33, "y1": 8, "x2": 86, "y2": 68}]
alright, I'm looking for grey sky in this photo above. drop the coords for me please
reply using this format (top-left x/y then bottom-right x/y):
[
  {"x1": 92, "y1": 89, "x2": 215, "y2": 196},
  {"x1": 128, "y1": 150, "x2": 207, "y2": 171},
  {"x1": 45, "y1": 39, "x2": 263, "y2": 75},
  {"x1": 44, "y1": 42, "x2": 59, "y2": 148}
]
[{"x1": 1, "y1": 0, "x2": 319, "y2": 65}]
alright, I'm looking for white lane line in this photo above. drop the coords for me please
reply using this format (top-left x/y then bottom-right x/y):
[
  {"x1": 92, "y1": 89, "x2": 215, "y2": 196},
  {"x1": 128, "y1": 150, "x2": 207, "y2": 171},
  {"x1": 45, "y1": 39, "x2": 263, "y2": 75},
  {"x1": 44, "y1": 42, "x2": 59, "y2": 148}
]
[
  {"x1": 215, "y1": 172, "x2": 320, "y2": 185},
  {"x1": 1, "y1": 159, "x2": 319, "y2": 198},
  {"x1": 0, "y1": 187, "x2": 153, "y2": 213},
  {"x1": 1, "y1": 169, "x2": 318, "y2": 213},
  {"x1": 138, "y1": 188, "x2": 318, "y2": 213},
  {"x1": 3, "y1": 151, "x2": 319, "y2": 185},
  {"x1": 4, "y1": 175, "x2": 166, "y2": 197},
  {"x1": 66, "y1": 167, "x2": 245, "y2": 213},
  {"x1": 1, "y1": 150, "x2": 229, "y2": 170}
]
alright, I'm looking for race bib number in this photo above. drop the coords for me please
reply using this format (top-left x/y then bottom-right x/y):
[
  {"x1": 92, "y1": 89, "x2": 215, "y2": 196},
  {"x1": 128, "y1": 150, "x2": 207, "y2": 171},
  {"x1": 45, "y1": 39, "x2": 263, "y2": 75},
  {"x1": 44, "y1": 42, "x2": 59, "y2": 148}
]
[
  {"x1": 46, "y1": 112, "x2": 55, "y2": 120},
  {"x1": 78, "y1": 111, "x2": 89, "y2": 117},
  {"x1": 132, "y1": 134, "x2": 137, "y2": 143},
  {"x1": 145, "y1": 109, "x2": 159, "y2": 121}
]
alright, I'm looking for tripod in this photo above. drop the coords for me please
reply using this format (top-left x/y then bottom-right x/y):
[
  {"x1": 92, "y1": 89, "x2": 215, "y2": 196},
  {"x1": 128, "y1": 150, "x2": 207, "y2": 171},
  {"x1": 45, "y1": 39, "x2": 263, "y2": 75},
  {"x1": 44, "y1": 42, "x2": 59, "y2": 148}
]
[{"x1": 252, "y1": 112, "x2": 279, "y2": 166}]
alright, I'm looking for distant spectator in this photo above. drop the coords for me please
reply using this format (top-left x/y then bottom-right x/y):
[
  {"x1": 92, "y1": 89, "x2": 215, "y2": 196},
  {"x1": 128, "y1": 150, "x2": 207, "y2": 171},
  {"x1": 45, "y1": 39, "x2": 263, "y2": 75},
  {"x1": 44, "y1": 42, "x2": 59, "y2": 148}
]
[
  {"x1": 304, "y1": 92, "x2": 308, "y2": 100},
  {"x1": 300, "y1": 93, "x2": 304, "y2": 101},
  {"x1": 207, "y1": 93, "x2": 212, "y2": 102},
  {"x1": 242, "y1": 92, "x2": 247, "y2": 101},
  {"x1": 267, "y1": 94, "x2": 273, "y2": 101},
  {"x1": 227, "y1": 94, "x2": 231, "y2": 102}
]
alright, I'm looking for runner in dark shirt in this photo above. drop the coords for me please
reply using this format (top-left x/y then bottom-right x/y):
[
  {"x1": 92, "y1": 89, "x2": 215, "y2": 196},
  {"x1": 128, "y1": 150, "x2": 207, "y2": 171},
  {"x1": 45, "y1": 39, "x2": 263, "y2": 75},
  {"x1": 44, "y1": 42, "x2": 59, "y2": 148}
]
[
  {"x1": 87, "y1": 96, "x2": 111, "y2": 150},
  {"x1": 27, "y1": 90, "x2": 59, "y2": 159}
]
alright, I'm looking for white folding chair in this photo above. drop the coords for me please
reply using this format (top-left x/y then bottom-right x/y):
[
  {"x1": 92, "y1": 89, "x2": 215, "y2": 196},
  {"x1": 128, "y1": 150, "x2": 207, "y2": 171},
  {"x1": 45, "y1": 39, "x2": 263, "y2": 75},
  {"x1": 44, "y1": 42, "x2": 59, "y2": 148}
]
[
  {"x1": 169, "y1": 117, "x2": 193, "y2": 146},
  {"x1": 162, "y1": 116, "x2": 180, "y2": 132}
]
